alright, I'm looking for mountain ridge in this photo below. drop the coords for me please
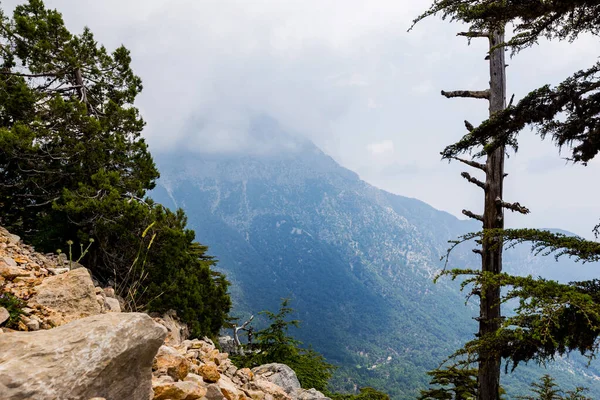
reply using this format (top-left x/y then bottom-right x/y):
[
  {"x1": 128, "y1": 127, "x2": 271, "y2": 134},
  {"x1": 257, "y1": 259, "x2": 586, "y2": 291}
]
[{"x1": 151, "y1": 119, "x2": 600, "y2": 398}]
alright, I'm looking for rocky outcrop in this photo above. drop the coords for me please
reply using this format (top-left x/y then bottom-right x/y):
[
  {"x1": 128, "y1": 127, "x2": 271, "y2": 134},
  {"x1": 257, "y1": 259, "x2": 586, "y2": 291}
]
[
  {"x1": 0, "y1": 226, "x2": 328, "y2": 400},
  {"x1": 0, "y1": 312, "x2": 167, "y2": 400},
  {"x1": 252, "y1": 364, "x2": 301, "y2": 395},
  {"x1": 31, "y1": 268, "x2": 102, "y2": 324},
  {"x1": 0, "y1": 226, "x2": 122, "y2": 331},
  {"x1": 252, "y1": 364, "x2": 330, "y2": 400}
]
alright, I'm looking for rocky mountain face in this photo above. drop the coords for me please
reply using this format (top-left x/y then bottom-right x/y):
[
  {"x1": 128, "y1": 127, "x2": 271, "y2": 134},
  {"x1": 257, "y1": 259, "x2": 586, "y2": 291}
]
[
  {"x1": 0, "y1": 226, "x2": 329, "y2": 400},
  {"x1": 152, "y1": 119, "x2": 600, "y2": 399}
]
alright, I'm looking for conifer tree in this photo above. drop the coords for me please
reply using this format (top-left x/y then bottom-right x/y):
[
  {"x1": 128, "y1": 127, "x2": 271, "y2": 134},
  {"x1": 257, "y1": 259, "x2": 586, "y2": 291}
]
[
  {"x1": 412, "y1": 7, "x2": 516, "y2": 400},
  {"x1": 414, "y1": 1, "x2": 600, "y2": 398},
  {"x1": 0, "y1": 0, "x2": 232, "y2": 337}
]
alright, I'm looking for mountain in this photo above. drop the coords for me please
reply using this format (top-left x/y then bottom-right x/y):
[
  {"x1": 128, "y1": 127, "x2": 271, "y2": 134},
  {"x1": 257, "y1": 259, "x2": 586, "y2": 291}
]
[{"x1": 152, "y1": 117, "x2": 600, "y2": 398}]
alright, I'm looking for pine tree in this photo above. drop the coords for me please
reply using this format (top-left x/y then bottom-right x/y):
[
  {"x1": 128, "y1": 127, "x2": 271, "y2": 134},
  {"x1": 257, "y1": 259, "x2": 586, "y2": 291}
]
[
  {"x1": 0, "y1": 0, "x2": 232, "y2": 337},
  {"x1": 517, "y1": 375, "x2": 562, "y2": 400},
  {"x1": 411, "y1": 7, "x2": 515, "y2": 400},
  {"x1": 517, "y1": 374, "x2": 591, "y2": 400},
  {"x1": 418, "y1": 366, "x2": 478, "y2": 400},
  {"x1": 413, "y1": 1, "x2": 600, "y2": 397}
]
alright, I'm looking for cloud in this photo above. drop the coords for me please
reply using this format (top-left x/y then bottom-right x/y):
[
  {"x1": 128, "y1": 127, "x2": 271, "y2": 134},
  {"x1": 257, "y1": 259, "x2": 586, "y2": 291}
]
[
  {"x1": 3, "y1": 0, "x2": 599, "y2": 237},
  {"x1": 367, "y1": 140, "x2": 395, "y2": 156}
]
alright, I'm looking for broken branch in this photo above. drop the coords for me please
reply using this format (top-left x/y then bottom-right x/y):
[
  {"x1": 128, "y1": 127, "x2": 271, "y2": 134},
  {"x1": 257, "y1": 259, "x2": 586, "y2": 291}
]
[
  {"x1": 461, "y1": 172, "x2": 486, "y2": 189},
  {"x1": 441, "y1": 90, "x2": 490, "y2": 100}
]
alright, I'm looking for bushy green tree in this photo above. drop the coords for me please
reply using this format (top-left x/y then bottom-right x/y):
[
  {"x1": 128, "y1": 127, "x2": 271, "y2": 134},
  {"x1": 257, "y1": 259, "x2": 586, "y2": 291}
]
[
  {"x1": 517, "y1": 375, "x2": 591, "y2": 400},
  {"x1": 418, "y1": 366, "x2": 478, "y2": 400},
  {"x1": 234, "y1": 299, "x2": 336, "y2": 392},
  {"x1": 0, "y1": 0, "x2": 231, "y2": 337}
]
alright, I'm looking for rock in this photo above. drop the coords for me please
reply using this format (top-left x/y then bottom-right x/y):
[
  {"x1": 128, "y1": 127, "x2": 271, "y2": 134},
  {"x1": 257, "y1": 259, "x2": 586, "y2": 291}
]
[
  {"x1": 156, "y1": 311, "x2": 189, "y2": 346},
  {"x1": 1, "y1": 257, "x2": 17, "y2": 267},
  {"x1": 6, "y1": 233, "x2": 20, "y2": 245},
  {"x1": 0, "y1": 312, "x2": 167, "y2": 400},
  {"x1": 24, "y1": 316, "x2": 40, "y2": 331},
  {"x1": 0, "y1": 307, "x2": 9, "y2": 326},
  {"x1": 248, "y1": 379, "x2": 290, "y2": 400},
  {"x1": 105, "y1": 297, "x2": 121, "y2": 312},
  {"x1": 47, "y1": 268, "x2": 70, "y2": 275},
  {"x1": 199, "y1": 363, "x2": 221, "y2": 383},
  {"x1": 233, "y1": 368, "x2": 254, "y2": 385},
  {"x1": 205, "y1": 383, "x2": 227, "y2": 400},
  {"x1": 153, "y1": 345, "x2": 190, "y2": 381},
  {"x1": 294, "y1": 389, "x2": 331, "y2": 400},
  {"x1": 0, "y1": 263, "x2": 30, "y2": 280},
  {"x1": 218, "y1": 335, "x2": 236, "y2": 354},
  {"x1": 252, "y1": 364, "x2": 301, "y2": 396},
  {"x1": 184, "y1": 373, "x2": 204, "y2": 385},
  {"x1": 218, "y1": 375, "x2": 240, "y2": 400},
  {"x1": 153, "y1": 380, "x2": 206, "y2": 400},
  {"x1": 103, "y1": 287, "x2": 116, "y2": 298},
  {"x1": 31, "y1": 268, "x2": 102, "y2": 325}
]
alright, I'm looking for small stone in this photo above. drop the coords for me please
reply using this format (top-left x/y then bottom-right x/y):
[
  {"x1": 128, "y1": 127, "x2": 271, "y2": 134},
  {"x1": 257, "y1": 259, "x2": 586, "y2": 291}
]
[
  {"x1": 205, "y1": 384, "x2": 226, "y2": 400},
  {"x1": 153, "y1": 380, "x2": 207, "y2": 400},
  {"x1": 233, "y1": 368, "x2": 253, "y2": 385},
  {"x1": 153, "y1": 345, "x2": 190, "y2": 381},
  {"x1": 47, "y1": 268, "x2": 70, "y2": 275},
  {"x1": 184, "y1": 373, "x2": 204, "y2": 385},
  {"x1": 198, "y1": 363, "x2": 221, "y2": 383},
  {"x1": 6, "y1": 234, "x2": 20, "y2": 245},
  {"x1": 217, "y1": 375, "x2": 240, "y2": 400},
  {"x1": 26, "y1": 318, "x2": 40, "y2": 331},
  {"x1": 105, "y1": 297, "x2": 121, "y2": 313},
  {"x1": 103, "y1": 287, "x2": 116, "y2": 298},
  {"x1": 0, "y1": 307, "x2": 9, "y2": 326},
  {"x1": 1, "y1": 257, "x2": 17, "y2": 267},
  {"x1": 0, "y1": 264, "x2": 30, "y2": 280}
]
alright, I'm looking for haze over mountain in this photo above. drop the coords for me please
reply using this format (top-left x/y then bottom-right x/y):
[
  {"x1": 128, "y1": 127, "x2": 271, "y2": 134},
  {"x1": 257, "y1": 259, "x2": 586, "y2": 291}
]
[{"x1": 152, "y1": 117, "x2": 600, "y2": 399}]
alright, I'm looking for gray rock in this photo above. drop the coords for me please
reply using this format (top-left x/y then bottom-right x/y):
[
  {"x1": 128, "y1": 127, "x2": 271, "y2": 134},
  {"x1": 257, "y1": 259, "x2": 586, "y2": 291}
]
[
  {"x1": 0, "y1": 307, "x2": 9, "y2": 326},
  {"x1": 32, "y1": 268, "x2": 101, "y2": 325},
  {"x1": 47, "y1": 268, "x2": 70, "y2": 275},
  {"x1": 0, "y1": 312, "x2": 167, "y2": 400},
  {"x1": 25, "y1": 318, "x2": 40, "y2": 331},
  {"x1": 205, "y1": 383, "x2": 226, "y2": 400},
  {"x1": 6, "y1": 234, "x2": 20, "y2": 245},
  {"x1": 105, "y1": 297, "x2": 121, "y2": 313},
  {"x1": 252, "y1": 363, "x2": 301, "y2": 395},
  {"x1": 294, "y1": 388, "x2": 331, "y2": 400},
  {"x1": 1, "y1": 257, "x2": 17, "y2": 267}
]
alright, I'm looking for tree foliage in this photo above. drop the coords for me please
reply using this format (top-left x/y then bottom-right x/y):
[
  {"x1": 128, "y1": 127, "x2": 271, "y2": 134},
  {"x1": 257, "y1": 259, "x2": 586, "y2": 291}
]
[
  {"x1": 415, "y1": 0, "x2": 600, "y2": 396},
  {"x1": 0, "y1": 0, "x2": 231, "y2": 337},
  {"x1": 233, "y1": 299, "x2": 336, "y2": 392},
  {"x1": 517, "y1": 374, "x2": 591, "y2": 400},
  {"x1": 418, "y1": 366, "x2": 478, "y2": 400}
]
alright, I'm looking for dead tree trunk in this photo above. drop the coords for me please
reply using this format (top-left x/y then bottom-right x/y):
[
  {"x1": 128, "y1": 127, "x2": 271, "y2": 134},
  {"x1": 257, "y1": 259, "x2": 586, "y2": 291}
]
[
  {"x1": 478, "y1": 30, "x2": 506, "y2": 400},
  {"x1": 443, "y1": 28, "x2": 508, "y2": 400}
]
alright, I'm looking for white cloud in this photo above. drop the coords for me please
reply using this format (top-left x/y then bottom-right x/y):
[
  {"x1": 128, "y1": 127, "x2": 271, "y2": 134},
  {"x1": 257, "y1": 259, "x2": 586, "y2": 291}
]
[
  {"x1": 367, "y1": 140, "x2": 395, "y2": 156},
  {"x1": 3, "y1": 0, "x2": 599, "y2": 237}
]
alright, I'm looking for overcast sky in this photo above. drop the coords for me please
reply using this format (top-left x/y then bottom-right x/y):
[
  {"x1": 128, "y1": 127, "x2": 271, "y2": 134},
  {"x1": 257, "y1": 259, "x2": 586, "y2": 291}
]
[{"x1": 5, "y1": 0, "x2": 599, "y2": 238}]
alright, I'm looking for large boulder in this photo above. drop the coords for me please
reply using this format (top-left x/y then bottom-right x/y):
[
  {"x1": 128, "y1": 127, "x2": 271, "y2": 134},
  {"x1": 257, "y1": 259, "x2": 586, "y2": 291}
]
[
  {"x1": 252, "y1": 364, "x2": 301, "y2": 395},
  {"x1": 31, "y1": 268, "x2": 101, "y2": 325},
  {"x1": 0, "y1": 312, "x2": 167, "y2": 400},
  {"x1": 294, "y1": 388, "x2": 331, "y2": 400}
]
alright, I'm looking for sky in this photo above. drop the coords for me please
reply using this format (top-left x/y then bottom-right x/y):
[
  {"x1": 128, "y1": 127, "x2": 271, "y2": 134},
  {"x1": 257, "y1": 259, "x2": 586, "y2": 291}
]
[{"x1": 4, "y1": 0, "x2": 599, "y2": 238}]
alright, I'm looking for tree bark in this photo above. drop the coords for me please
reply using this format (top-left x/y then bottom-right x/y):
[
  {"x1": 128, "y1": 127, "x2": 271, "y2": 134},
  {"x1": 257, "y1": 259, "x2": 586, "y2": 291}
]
[{"x1": 477, "y1": 29, "x2": 506, "y2": 400}]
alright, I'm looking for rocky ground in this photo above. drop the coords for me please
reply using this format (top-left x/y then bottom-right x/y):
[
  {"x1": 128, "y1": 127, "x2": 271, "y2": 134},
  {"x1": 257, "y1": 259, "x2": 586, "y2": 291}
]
[{"x1": 0, "y1": 226, "x2": 330, "y2": 400}]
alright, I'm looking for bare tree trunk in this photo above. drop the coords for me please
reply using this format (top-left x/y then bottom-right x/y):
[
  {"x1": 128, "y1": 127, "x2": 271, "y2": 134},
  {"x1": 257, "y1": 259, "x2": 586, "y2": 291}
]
[{"x1": 478, "y1": 29, "x2": 507, "y2": 400}]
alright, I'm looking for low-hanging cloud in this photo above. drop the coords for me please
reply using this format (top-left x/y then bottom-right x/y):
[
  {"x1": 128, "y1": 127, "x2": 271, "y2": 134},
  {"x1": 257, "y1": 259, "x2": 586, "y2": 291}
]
[{"x1": 3, "y1": 0, "x2": 599, "y2": 237}]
